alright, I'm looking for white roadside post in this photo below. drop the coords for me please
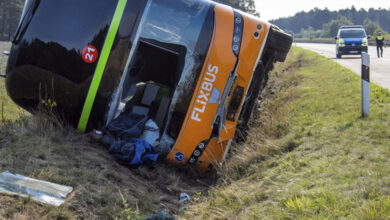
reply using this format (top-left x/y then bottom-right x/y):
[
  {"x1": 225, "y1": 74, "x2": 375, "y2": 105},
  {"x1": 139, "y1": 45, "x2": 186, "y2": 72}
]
[{"x1": 361, "y1": 52, "x2": 370, "y2": 117}]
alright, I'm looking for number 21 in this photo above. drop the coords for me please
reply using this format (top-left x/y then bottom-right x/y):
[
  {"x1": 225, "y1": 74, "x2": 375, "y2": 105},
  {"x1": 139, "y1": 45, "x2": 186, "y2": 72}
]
[{"x1": 85, "y1": 47, "x2": 95, "y2": 62}]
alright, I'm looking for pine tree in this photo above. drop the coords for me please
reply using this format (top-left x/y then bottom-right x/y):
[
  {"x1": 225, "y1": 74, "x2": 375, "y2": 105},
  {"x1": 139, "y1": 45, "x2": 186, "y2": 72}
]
[{"x1": 0, "y1": 0, "x2": 24, "y2": 41}]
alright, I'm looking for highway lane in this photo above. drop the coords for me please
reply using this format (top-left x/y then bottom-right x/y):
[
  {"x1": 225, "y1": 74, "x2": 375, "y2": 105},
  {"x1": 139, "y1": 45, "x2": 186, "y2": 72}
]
[{"x1": 296, "y1": 43, "x2": 390, "y2": 91}]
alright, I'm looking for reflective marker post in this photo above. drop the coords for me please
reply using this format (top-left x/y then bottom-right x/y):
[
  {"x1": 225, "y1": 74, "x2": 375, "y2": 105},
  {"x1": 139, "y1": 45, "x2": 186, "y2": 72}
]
[{"x1": 361, "y1": 52, "x2": 370, "y2": 117}]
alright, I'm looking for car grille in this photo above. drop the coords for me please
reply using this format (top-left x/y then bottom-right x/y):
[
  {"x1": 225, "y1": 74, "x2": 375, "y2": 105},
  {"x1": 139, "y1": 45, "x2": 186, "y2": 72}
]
[{"x1": 345, "y1": 43, "x2": 360, "y2": 47}]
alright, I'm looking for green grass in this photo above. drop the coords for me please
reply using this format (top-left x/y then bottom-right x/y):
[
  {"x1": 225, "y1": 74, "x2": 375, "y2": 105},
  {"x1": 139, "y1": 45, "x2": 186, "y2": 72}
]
[
  {"x1": 0, "y1": 42, "x2": 26, "y2": 121},
  {"x1": 183, "y1": 47, "x2": 390, "y2": 219}
]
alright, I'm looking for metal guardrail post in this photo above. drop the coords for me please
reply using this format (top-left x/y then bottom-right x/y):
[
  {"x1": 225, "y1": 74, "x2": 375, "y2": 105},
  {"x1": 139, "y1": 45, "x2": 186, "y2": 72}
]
[{"x1": 361, "y1": 52, "x2": 370, "y2": 117}]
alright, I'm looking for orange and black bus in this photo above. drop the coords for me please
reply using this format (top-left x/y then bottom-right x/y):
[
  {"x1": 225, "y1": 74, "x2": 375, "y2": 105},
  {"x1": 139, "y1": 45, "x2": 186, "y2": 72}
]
[{"x1": 5, "y1": 0, "x2": 292, "y2": 171}]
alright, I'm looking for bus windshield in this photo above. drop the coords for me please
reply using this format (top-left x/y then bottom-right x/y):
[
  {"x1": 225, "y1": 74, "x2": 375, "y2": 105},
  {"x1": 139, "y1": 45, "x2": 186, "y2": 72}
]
[{"x1": 107, "y1": 0, "x2": 214, "y2": 147}]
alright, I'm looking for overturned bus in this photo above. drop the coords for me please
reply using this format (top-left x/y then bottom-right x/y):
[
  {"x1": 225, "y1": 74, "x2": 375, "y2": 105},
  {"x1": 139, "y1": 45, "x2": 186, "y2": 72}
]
[{"x1": 5, "y1": 0, "x2": 292, "y2": 171}]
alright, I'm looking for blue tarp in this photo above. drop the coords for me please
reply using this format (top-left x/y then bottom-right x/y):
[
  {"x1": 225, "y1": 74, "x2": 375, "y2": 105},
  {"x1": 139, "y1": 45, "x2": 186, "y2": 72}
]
[
  {"x1": 108, "y1": 138, "x2": 159, "y2": 167},
  {"x1": 106, "y1": 113, "x2": 159, "y2": 167}
]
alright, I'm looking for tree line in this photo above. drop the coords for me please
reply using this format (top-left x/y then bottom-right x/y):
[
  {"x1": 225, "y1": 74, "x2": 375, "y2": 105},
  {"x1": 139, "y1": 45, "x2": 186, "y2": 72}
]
[
  {"x1": 0, "y1": 0, "x2": 24, "y2": 41},
  {"x1": 271, "y1": 7, "x2": 390, "y2": 38}
]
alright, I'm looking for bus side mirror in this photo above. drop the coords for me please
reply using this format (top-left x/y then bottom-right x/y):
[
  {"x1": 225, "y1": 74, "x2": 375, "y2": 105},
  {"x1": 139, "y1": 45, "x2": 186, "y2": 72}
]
[
  {"x1": 334, "y1": 36, "x2": 338, "y2": 40},
  {"x1": 367, "y1": 35, "x2": 372, "y2": 39}
]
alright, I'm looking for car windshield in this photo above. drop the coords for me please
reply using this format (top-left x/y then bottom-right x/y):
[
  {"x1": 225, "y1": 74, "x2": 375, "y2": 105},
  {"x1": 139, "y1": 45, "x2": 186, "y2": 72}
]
[{"x1": 340, "y1": 29, "x2": 366, "y2": 38}]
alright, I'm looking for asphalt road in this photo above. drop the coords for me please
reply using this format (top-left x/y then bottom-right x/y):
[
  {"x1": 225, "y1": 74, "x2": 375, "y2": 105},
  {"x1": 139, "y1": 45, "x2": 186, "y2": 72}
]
[{"x1": 297, "y1": 43, "x2": 390, "y2": 91}]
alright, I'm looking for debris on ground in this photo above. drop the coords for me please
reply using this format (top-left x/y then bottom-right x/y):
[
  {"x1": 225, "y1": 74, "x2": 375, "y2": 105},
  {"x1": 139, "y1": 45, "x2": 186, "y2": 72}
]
[
  {"x1": 144, "y1": 210, "x2": 174, "y2": 220},
  {"x1": 0, "y1": 171, "x2": 73, "y2": 206},
  {"x1": 140, "y1": 119, "x2": 160, "y2": 147},
  {"x1": 179, "y1": 193, "x2": 191, "y2": 203},
  {"x1": 108, "y1": 138, "x2": 159, "y2": 168},
  {"x1": 104, "y1": 112, "x2": 162, "y2": 167}
]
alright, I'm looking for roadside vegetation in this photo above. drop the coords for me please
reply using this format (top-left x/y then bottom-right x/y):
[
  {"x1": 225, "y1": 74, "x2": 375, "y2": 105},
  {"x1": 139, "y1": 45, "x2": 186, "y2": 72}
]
[
  {"x1": 183, "y1": 47, "x2": 390, "y2": 219},
  {"x1": 0, "y1": 0, "x2": 24, "y2": 41},
  {"x1": 272, "y1": 7, "x2": 390, "y2": 39},
  {"x1": 0, "y1": 42, "x2": 25, "y2": 121},
  {"x1": 293, "y1": 17, "x2": 389, "y2": 40}
]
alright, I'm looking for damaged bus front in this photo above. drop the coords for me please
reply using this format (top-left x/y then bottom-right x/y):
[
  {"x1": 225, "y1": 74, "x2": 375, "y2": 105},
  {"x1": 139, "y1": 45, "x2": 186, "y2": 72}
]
[{"x1": 6, "y1": 0, "x2": 292, "y2": 171}]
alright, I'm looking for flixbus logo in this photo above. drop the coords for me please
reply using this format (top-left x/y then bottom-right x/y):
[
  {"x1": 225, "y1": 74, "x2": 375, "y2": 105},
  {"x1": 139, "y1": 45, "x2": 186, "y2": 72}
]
[{"x1": 191, "y1": 64, "x2": 219, "y2": 122}]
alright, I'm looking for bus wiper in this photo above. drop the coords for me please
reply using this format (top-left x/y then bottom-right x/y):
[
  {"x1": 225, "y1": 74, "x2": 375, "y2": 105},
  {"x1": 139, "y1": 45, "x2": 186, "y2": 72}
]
[{"x1": 12, "y1": 0, "x2": 40, "y2": 44}]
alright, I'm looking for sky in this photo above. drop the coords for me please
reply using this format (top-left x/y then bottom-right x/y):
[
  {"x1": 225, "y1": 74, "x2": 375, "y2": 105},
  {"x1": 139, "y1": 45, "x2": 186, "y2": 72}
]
[{"x1": 255, "y1": 0, "x2": 390, "y2": 21}]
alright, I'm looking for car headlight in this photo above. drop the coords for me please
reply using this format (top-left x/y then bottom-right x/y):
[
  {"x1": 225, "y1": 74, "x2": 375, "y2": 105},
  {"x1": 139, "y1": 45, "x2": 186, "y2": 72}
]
[
  {"x1": 338, "y1": 39, "x2": 345, "y2": 47},
  {"x1": 362, "y1": 38, "x2": 368, "y2": 46}
]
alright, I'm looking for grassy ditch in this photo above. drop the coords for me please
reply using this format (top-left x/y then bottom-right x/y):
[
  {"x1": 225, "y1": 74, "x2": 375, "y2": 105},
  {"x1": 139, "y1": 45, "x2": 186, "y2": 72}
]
[
  {"x1": 0, "y1": 42, "x2": 25, "y2": 121},
  {"x1": 183, "y1": 47, "x2": 390, "y2": 219},
  {"x1": 0, "y1": 42, "x2": 215, "y2": 219},
  {"x1": 0, "y1": 112, "x2": 218, "y2": 219}
]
